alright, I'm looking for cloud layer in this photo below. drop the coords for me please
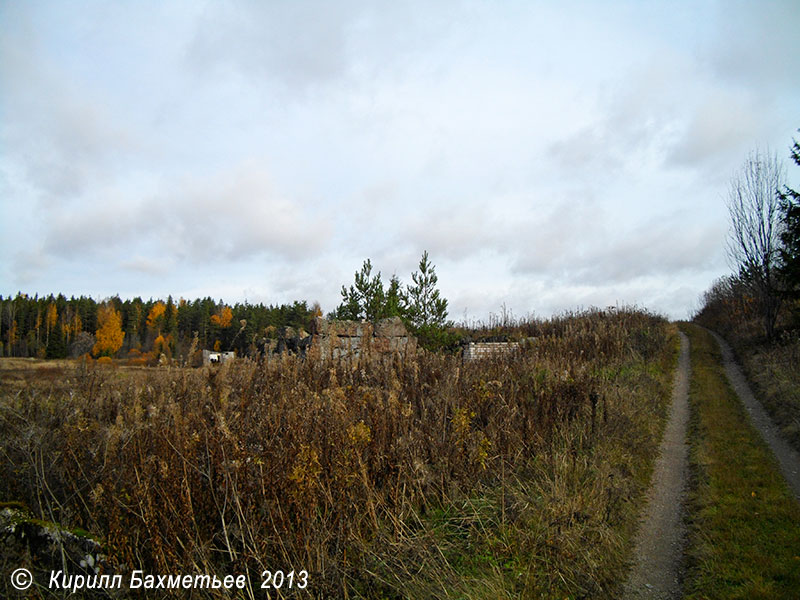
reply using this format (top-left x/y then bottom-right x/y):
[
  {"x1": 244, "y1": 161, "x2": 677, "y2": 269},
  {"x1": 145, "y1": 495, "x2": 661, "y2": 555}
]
[{"x1": 1, "y1": 0, "x2": 799, "y2": 319}]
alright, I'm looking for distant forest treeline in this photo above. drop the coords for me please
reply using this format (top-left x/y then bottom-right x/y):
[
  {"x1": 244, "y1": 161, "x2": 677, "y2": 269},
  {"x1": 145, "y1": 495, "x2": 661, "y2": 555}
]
[{"x1": 0, "y1": 293, "x2": 315, "y2": 360}]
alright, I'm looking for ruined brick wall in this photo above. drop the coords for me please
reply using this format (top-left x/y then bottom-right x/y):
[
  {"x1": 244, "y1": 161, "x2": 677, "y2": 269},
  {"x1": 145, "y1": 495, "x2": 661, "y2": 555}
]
[
  {"x1": 462, "y1": 341, "x2": 520, "y2": 361},
  {"x1": 309, "y1": 316, "x2": 417, "y2": 360}
]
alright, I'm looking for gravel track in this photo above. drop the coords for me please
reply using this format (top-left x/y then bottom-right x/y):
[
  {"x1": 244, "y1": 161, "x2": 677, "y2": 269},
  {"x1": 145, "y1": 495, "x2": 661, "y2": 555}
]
[{"x1": 622, "y1": 331, "x2": 689, "y2": 600}]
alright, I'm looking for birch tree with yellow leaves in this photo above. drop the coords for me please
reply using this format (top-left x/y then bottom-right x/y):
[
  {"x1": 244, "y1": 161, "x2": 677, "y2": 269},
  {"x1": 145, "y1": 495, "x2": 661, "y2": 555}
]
[{"x1": 93, "y1": 303, "x2": 125, "y2": 357}]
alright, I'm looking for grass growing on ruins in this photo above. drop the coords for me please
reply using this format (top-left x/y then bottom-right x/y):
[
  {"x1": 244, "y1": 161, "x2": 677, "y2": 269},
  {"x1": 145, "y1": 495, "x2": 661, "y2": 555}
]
[{"x1": 1, "y1": 308, "x2": 677, "y2": 598}]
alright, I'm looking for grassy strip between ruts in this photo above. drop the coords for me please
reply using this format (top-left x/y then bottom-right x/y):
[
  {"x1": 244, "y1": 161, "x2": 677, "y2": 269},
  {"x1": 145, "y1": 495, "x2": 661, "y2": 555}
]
[{"x1": 681, "y1": 324, "x2": 800, "y2": 599}]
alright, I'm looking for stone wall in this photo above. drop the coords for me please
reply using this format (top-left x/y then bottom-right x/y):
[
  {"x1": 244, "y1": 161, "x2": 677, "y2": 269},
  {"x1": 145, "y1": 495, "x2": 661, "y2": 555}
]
[{"x1": 309, "y1": 316, "x2": 416, "y2": 360}]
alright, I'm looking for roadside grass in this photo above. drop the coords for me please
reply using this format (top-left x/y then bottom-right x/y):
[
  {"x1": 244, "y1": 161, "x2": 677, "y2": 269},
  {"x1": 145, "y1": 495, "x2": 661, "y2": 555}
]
[
  {"x1": 738, "y1": 334, "x2": 800, "y2": 452},
  {"x1": 681, "y1": 324, "x2": 800, "y2": 599},
  {"x1": 694, "y1": 309, "x2": 800, "y2": 453}
]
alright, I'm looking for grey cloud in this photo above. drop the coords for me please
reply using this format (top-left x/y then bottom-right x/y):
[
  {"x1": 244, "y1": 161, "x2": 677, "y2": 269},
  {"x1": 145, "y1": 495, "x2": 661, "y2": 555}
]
[
  {"x1": 548, "y1": 84, "x2": 676, "y2": 176},
  {"x1": 708, "y1": 1, "x2": 800, "y2": 94},
  {"x1": 396, "y1": 195, "x2": 610, "y2": 289},
  {"x1": 512, "y1": 199, "x2": 606, "y2": 275},
  {"x1": 39, "y1": 162, "x2": 332, "y2": 268},
  {"x1": 572, "y1": 220, "x2": 723, "y2": 285},
  {"x1": 1, "y1": 10, "x2": 138, "y2": 202},
  {"x1": 11, "y1": 248, "x2": 49, "y2": 286},
  {"x1": 119, "y1": 256, "x2": 171, "y2": 276},
  {"x1": 160, "y1": 166, "x2": 331, "y2": 262},
  {"x1": 548, "y1": 47, "x2": 766, "y2": 177},
  {"x1": 400, "y1": 203, "x2": 513, "y2": 261},
  {"x1": 3, "y1": 0, "x2": 796, "y2": 323},
  {"x1": 648, "y1": 285, "x2": 702, "y2": 321},
  {"x1": 666, "y1": 92, "x2": 764, "y2": 168},
  {"x1": 667, "y1": 1, "x2": 800, "y2": 169},
  {"x1": 185, "y1": 0, "x2": 463, "y2": 100},
  {"x1": 514, "y1": 212, "x2": 725, "y2": 287},
  {"x1": 393, "y1": 194, "x2": 592, "y2": 266},
  {"x1": 43, "y1": 197, "x2": 140, "y2": 256},
  {"x1": 187, "y1": 1, "x2": 354, "y2": 94}
]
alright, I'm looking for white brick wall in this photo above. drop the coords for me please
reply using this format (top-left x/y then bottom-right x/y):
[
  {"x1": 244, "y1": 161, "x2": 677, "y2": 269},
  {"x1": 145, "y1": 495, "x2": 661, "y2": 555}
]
[{"x1": 462, "y1": 341, "x2": 520, "y2": 361}]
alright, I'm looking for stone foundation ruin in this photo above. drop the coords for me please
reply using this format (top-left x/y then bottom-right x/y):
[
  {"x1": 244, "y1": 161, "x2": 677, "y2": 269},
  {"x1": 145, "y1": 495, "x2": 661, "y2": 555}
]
[
  {"x1": 268, "y1": 316, "x2": 417, "y2": 360},
  {"x1": 263, "y1": 318, "x2": 535, "y2": 363}
]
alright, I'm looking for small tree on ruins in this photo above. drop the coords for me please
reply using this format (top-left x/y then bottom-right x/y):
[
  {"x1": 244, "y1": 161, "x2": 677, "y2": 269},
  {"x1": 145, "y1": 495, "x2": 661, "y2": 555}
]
[
  {"x1": 404, "y1": 251, "x2": 448, "y2": 328},
  {"x1": 333, "y1": 259, "x2": 387, "y2": 321}
]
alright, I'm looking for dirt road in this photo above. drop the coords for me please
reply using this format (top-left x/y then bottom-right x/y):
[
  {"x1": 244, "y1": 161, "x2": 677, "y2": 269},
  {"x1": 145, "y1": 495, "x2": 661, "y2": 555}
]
[
  {"x1": 708, "y1": 330, "x2": 800, "y2": 503},
  {"x1": 622, "y1": 332, "x2": 690, "y2": 599}
]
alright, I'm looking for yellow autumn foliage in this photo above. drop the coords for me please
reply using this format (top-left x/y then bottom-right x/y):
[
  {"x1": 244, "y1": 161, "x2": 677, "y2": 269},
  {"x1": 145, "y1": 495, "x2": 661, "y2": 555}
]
[
  {"x1": 146, "y1": 301, "x2": 167, "y2": 332},
  {"x1": 46, "y1": 302, "x2": 58, "y2": 332},
  {"x1": 93, "y1": 304, "x2": 125, "y2": 357},
  {"x1": 211, "y1": 306, "x2": 233, "y2": 328}
]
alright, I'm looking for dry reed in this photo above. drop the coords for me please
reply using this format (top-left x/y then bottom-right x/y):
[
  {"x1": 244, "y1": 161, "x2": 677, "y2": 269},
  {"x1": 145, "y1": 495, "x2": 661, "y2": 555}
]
[{"x1": 0, "y1": 308, "x2": 675, "y2": 598}]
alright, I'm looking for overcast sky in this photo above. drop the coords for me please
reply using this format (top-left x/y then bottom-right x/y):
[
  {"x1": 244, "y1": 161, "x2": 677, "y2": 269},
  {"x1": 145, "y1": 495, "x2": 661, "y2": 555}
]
[{"x1": 2, "y1": 1, "x2": 799, "y2": 321}]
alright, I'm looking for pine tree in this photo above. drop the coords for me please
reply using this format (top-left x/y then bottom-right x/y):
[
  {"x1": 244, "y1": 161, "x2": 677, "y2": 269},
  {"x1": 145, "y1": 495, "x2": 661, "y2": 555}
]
[
  {"x1": 382, "y1": 274, "x2": 406, "y2": 319},
  {"x1": 334, "y1": 259, "x2": 386, "y2": 321},
  {"x1": 405, "y1": 251, "x2": 448, "y2": 328}
]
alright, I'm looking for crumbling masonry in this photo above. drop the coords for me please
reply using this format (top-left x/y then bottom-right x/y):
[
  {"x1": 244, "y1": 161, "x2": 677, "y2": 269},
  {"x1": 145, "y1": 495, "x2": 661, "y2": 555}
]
[{"x1": 266, "y1": 316, "x2": 417, "y2": 360}]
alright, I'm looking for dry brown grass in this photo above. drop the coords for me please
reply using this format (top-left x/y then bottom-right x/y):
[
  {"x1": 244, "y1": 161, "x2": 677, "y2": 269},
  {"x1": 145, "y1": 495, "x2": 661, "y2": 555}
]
[
  {"x1": 0, "y1": 308, "x2": 676, "y2": 598},
  {"x1": 737, "y1": 332, "x2": 800, "y2": 451},
  {"x1": 694, "y1": 305, "x2": 800, "y2": 452}
]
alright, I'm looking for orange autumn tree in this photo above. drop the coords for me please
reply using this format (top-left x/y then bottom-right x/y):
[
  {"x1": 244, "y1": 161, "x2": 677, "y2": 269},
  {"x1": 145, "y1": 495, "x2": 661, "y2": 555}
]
[
  {"x1": 209, "y1": 305, "x2": 233, "y2": 353},
  {"x1": 210, "y1": 305, "x2": 233, "y2": 329},
  {"x1": 93, "y1": 303, "x2": 125, "y2": 357},
  {"x1": 146, "y1": 301, "x2": 167, "y2": 335}
]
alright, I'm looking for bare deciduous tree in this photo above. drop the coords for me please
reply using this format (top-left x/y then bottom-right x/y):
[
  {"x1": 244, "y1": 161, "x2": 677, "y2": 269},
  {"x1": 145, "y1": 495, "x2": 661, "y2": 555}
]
[{"x1": 726, "y1": 149, "x2": 786, "y2": 340}]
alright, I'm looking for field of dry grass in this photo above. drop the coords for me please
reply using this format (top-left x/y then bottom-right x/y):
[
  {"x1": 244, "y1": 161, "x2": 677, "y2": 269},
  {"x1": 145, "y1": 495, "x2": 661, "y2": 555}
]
[{"x1": 0, "y1": 308, "x2": 676, "y2": 598}]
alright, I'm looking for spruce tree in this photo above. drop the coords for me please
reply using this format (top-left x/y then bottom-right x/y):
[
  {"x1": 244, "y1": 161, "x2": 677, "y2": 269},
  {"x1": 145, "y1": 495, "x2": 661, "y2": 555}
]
[{"x1": 779, "y1": 134, "x2": 800, "y2": 298}]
